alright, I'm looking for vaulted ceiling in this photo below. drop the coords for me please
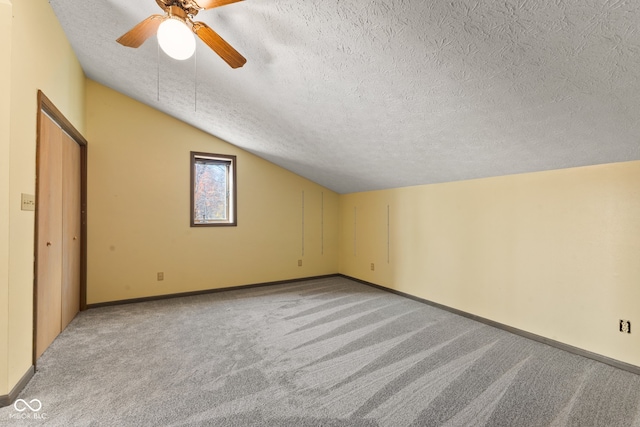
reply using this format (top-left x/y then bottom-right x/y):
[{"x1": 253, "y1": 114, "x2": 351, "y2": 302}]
[{"x1": 50, "y1": 0, "x2": 640, "y2": 193}]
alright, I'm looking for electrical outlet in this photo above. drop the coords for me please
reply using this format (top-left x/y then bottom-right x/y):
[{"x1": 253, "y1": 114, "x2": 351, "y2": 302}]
[
  {"x1": 620, "y1": 320, "x2": 631, "y2": 333},
  {"x1": 370, "y1": 263, "x2": 375, "y2": 271},
  {"x1": 298, "y1": 259, "x2": 302, "y2": 267},
  {"x1": 157, "y1": 272, "x2": 164, "y2": 281}
]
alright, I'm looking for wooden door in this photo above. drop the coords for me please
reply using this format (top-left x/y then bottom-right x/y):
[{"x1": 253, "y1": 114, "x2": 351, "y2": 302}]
[
  {"x1": 35, "y1": 111, "x2": 83, "y2": 359},
  {"x1": 61, "y1": 130, "x2": 81, "y2": 329},
  {"x1": 36, "y1": 112, "x2": 63, "y2": 359}
]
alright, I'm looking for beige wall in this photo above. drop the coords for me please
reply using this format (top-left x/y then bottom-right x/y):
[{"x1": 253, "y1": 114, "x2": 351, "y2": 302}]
[
  {"x1": 339, "y1": 161, "x2": 640, "y2": 367},
  {"x1": 0, "y1": 0, "x2": 12, "y2": 397},
  {"x1": 1, "y1": 0, "x2": 85, "y2": 396},
  {"x1": 85, "y1": 81, "x2": 338, "y2": 304}
]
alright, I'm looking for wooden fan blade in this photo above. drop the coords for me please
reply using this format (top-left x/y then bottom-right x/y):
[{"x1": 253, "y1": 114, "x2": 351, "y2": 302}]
[
  {"x1": 116, "y1": 15, "x2": 164, "y2": 48},
  {"x1": 194, "y1": 0, "x2": 243, "y2": 10},
  {"x1": 193, "y1": 22, "x2": 246, "y2": 68}
]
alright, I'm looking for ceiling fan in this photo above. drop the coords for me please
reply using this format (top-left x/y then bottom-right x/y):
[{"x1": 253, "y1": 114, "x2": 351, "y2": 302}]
[{"x1": 116, "y1": 0, "x2": 246, "y2": 68}]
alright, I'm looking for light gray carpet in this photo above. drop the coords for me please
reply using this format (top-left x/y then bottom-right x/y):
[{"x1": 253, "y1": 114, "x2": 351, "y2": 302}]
[{"x1": 2, "y1": 277, "x2": 640, "y2": 426}]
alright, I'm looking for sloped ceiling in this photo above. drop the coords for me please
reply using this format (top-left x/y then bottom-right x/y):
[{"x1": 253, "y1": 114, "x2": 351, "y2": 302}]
[{"x1": 50, "y1": 0, "x2": 640, "y2": 194}]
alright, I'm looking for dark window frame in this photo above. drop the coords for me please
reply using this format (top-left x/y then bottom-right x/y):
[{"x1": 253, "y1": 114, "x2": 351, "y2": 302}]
[{"x1": 190, "y1": 151, "x2": 237, "y2": 227}]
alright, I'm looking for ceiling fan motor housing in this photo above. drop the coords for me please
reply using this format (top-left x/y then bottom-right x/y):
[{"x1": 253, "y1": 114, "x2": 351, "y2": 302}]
[{"x1": 159, "y1": 0, "x2": 202, "y2": 17}]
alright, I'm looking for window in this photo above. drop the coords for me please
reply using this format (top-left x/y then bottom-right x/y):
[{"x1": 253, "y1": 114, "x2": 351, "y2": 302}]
[{"x1": 190, "y1": 152, "x2": 237, "y2": 226}]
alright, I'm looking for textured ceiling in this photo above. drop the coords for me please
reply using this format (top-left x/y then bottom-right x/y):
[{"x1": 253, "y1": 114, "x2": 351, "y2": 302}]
[{"x1": 50, "y1": 0, "x2": 640, "y2": 193}]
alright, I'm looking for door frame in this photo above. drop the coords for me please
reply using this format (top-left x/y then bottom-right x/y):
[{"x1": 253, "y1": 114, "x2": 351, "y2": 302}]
[{"x1": 33, "y1": 90, "x2": 88, "y2": 365}]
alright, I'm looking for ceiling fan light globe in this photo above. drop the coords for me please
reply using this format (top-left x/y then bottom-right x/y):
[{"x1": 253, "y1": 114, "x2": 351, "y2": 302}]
[{"x1": 157, "y1": 18, "x2": 195, "y2": 60}]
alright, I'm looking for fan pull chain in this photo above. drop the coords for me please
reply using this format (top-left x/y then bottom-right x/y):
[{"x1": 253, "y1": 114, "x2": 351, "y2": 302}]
[
  {"x1": 194, "y1": 46, "x2": 198, "y2": 112},
  {"x1": 157, "y1": 41, "x2": 160, "y2": 102}
]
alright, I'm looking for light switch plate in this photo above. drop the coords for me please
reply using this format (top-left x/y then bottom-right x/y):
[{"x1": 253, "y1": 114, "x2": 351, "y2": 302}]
[{"x1": 21, "y1": 194, "x2": 35, "y2": 211}]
